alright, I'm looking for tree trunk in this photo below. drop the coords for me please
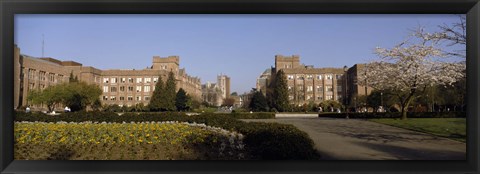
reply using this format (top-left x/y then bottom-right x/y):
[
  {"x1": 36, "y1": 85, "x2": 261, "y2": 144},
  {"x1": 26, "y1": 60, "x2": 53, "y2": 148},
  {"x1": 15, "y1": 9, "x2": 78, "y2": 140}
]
[{"x1": 400, "y1": 95, "x2": 414, "y2": 120}]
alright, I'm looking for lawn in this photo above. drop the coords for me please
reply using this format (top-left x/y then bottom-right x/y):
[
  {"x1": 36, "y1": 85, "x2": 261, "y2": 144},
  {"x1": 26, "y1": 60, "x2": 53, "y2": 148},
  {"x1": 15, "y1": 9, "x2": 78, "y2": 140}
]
[{"x1": 369, "y1": 118, "x2": 466, "y2": 142}]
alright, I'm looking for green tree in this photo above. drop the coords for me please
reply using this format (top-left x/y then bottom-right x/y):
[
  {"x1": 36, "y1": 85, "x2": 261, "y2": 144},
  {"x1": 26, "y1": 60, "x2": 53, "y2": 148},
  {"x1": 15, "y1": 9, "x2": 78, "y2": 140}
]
[
  {"x1": 367, "y1": 90, "x2": 397, "y2": 112},
  {"x1": 175, "y1": 88, "x2": 188, "y2": 111},
  {"x1": 63, "y1": 82, "x2": 102, "y2": 111},
  {"x1": 27, "y1": 85, "x2": 64, "y2": 112},
  {"x1": 222, "y1": 97, "x2": 236, "y2": 107},
  {"x1": 271, "y1": 70, "x2": 290, "y2": 112},
  {"x1": 91, "y1": 99, "x2": 102, "y2": 111},
  {"x1": 230, "y1": 92, "x2": 238, "y2": 96},
  {"x1": 249, "y1": 90, "x2": 268, "y2": 112},
  {"x1": 27, "y1": 82, "x2": 101, "y2": 112},
  {"x1": 149, "y1": 75, "x2": 165, "y2": 111},
  {"x1": 319, "y1": 100, "x2": 343, "y2": 112},
  {"x1": 164, "y1": 71, "x2": 177, "y2": 111}
]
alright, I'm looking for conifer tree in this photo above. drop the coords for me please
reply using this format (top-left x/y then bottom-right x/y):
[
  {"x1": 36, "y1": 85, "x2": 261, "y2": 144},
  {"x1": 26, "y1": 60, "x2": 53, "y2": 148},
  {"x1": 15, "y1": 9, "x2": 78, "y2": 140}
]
[
  {"x1": 175, "y1": 88, "x2": 188, "y2": 111},
  {"x1": 272, "y1": 70, "x2": 290, "y2": 112},
  {"x1": 164, "y1": 71, "x2": 177, "y2": 111},
  {"x1": 149, "y1": 75, "x2": 165, "y2": 111},
  {"x1": 249, "y1": 90, "x2": 268, "y2": 112}
]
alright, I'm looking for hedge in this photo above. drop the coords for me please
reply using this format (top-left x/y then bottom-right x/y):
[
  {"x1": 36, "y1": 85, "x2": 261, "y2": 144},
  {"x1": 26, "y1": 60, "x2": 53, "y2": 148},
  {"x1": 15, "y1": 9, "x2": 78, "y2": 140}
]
[
  {"x1": 319, "y1": 112, "x2": 466, "y2": 119},
  {"x1": 15, "y1": 111, "x2": 319, "y2": 160},
  {"x1": 209, "y1": 112, "x2": 275, "y2": 119}
]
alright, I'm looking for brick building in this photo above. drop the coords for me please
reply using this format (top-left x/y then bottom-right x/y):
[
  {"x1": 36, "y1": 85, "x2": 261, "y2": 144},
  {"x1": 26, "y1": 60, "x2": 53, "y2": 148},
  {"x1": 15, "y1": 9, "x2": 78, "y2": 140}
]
[
  {"x1": 14, "y1": 45, "x2": 202, "y2": 110},
  {"x1": 258, "y1": 55, "x2": 372, "y2": 106}
]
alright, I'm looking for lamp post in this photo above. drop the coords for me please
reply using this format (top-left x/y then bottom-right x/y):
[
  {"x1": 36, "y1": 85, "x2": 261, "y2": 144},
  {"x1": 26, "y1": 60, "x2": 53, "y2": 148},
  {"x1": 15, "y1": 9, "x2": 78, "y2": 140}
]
[
  {"x1": 343, "y1": 65, "x2": 348, "y2": 106},
  {"x1": 380, "y1": 92, "x2": 383, "y2": 111}
]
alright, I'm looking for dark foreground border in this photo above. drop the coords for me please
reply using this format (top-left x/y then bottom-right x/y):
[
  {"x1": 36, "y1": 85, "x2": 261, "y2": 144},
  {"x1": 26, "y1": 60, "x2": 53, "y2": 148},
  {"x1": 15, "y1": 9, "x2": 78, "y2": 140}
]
[{"x1": 1, "y1": 0, "x2": 479, "y2": 174}]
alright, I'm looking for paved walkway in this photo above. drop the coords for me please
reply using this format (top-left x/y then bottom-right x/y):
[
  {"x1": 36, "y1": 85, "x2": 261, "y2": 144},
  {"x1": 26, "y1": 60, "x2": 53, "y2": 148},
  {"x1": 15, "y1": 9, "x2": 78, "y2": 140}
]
[{"x1": 243, "y1": 118, "x2": 466, "y2": 160}]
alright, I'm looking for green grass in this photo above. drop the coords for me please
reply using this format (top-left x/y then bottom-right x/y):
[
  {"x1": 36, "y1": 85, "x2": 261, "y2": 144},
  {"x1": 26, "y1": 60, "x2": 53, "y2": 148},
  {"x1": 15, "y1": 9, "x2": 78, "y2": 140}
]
[{"x1": 369, "y1": 118, "x2": 466, "y2": 142}]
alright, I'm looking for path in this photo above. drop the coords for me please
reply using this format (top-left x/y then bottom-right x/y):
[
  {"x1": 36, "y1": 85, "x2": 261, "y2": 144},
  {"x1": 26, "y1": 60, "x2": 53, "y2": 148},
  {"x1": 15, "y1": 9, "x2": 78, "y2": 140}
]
[{"x1": 243, "y1": 118, "x2": 466, "y2": 160}]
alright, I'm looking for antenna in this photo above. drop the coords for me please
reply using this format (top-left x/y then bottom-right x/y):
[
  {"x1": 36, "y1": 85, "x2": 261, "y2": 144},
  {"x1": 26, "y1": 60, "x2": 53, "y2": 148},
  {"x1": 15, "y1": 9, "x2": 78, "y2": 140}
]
[{"x1": 42, "y1": 34, "x2": 45, "y2": 57}]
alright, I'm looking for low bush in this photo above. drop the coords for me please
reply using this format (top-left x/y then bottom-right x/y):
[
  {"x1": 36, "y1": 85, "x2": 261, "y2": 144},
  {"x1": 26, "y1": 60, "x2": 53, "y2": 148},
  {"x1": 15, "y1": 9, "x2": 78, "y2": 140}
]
[
  {"x1": 319, "y1": 112, "x2": 466, "y2": 119},
  {"x1": 15, "y1": 111, "x2": 319, "y2": 160},
  {"x1": 208, "y1": 112, "x2": 275, "y2": 119}
]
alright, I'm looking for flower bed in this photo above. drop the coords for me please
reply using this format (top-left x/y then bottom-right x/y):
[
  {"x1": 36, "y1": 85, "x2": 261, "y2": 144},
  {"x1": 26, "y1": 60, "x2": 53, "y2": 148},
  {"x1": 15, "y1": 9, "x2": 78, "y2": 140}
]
[
  {"x1": 15, "y1": 111, "x2": 320, "y2": 160},
  {"x1": 15, "y1": 121, "x2": 246, "y2": 160}
]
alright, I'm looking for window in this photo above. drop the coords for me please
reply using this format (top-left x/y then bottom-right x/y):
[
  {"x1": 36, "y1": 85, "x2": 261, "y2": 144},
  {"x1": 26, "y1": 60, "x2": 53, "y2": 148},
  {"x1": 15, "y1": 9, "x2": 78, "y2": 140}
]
[
  {"x1": 136, "y1": 78, "x2": 142, "y2": 83},
  {"x1": 110, "y1": 87, "x2": 117, "y2": 92},
  {"x1": 144, "y1": 96, "x2": 150, "y2": 101},
  {"x1": 128, "y1": 78, "x2": 133, "y2": 83},
  {"x1": 136, "y1": 96, "x2": 142, "y2": 101},
  {"x1": 103, "y1": 78, "x2": 109, "y2": 83},
  {"x1": 121, "y1": 78, "x2": 126, "y2": 83},
  {"x1": 306, "y1": 75, "x2": 313, "y2": 80},
  {"x1": 337, "y1": 95, "x2": 342, "y2": 100},
  {"x1": 103, "y1": 96, "x2": 108, "y2": 101},
  {"x1": 120, "y1": 96, "x2": 125, "y2": 101},
  {"x1": 316, "y1": 86, "x2": 323, "y2": 92},
  {"x1": 296, "y1": 75, "x2": 304, "y2": 80},
  {"x1": 111, "y1": 77, "x2": 117, "y2": 83},
  {"x1": 39, "y1": 71, "x2": 46, "y2": 81},
  {"x1": 336, "y1": 74, "x2": 343, "y2": 80},
  {"x1": 144, "y1": 86, "x2": 150, "y2": 92},
  {"x1": 317, "y1": 75, "x2": 322, "y2": 80},
  {"x1": 288, "y1": 86, "x2": 292, "y2": 90},
  {"x1": 337, "y1": 86, "x2": 342, "y2": 91},
  {"x1": 297, "y1": 85, "x2": 303, "y2": 90},
  {"x1": 326, "y1": 95, "x2": 333, "y2": 100},
  {"x1": 49, "y1": 73, "x2": 55, "y2": 82},
  {"x1": 58, "y1": 75, "x2": 64, "y2": 83},
  {"x1": 128, "y1": 86, "x2": 134, "y2": 92},
  {"x1": 145, "y1": 78, "x2": 151, "y2": 83},
  {"x1": 326, "y1": 86, "x2": 333, "y2": 92},
  {"x1": 103, "y1": 86, "x2": 109, "y2": 93},
  {"x1": 307, "y1": 86, "x2": 313, "y2": 92},
  {"x1": 287, "y1": 75, "x2": 294, "y2": 80},
  {"x1": 153, "y1": 77, "x2": 158, "y2": 83},
  {"x1": 120, "y1": 86, "x2": 125, "y2": 92},
  {"x1": 289, "y1": 95, "x2": 294, "y2": 100},
  {"x1": 128, "y1": 96, "x2": 133, "y2": 101},
  {"x1": 28, "y1": 69, "x2": 36, "y2": 79},
  {"x1": 327, "y1": 74, "x2": 333, "y2": 80},
  {"x1": 40, "y1": 84, "x2": 45, "y2": 89},
  {"x1": 110, "y1": 96, "x2": 116, "y2": 101},
  {"x1": 307, "y1": 95, "x2": 312, "y2": 100},
  {"x1": 136, "y1": 86, "x2": 142, "y2": 92},
  {"x1": 317, "y1": 96, "x2": 323, "y2": 101}
]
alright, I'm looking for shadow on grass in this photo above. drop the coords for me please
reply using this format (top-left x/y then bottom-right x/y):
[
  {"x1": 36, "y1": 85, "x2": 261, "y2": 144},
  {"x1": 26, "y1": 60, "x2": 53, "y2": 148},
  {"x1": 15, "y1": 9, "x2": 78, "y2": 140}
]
[{"x1": 352, "y1": 141, "x2": 466, "y2": 160}]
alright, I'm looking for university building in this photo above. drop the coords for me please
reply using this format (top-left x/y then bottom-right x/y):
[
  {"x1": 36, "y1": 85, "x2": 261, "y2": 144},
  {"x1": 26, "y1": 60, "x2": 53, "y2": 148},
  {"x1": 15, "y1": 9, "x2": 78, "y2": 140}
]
[
  {"x1": 201, "y1": 74, "x2": 231, "y2": 107},
  {"x1": 257, "y1": 55, "x2": 372, "y2": 106},
  {"x1": 14, "y1": 45, "x2": 202, "y2": 110}
]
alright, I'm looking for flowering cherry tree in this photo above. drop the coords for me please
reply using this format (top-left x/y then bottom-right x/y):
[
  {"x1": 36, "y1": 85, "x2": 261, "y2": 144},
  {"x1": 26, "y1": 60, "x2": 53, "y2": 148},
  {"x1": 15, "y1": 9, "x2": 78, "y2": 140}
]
[{"x1": 359, "y1": 28, "x2": 465, "y2": 119}]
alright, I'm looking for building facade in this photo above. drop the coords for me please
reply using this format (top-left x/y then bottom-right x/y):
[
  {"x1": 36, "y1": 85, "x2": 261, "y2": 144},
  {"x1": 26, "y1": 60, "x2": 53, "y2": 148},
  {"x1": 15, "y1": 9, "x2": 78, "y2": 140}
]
[
  {"x1": 344, "y1": 63, "x2": 373, "y2": 107},
  {"x1": 259, "y1": 55, "x2": 372, "y2": 107},
  {"x1": 256, "y1": 68, "x2": 271, "y2": 96},
  {"x1": 201, "y1": 82, "x2": 223, "y2": 106},
  {"x1": 201, "y1": 74, "x2": 231, "y2": 107},
  {"x1": 14, "y1": 45, "x2": 202, "y2": 110},
  {"x1": 217, "y1": 74, "x2": 231, "y2": 99}
]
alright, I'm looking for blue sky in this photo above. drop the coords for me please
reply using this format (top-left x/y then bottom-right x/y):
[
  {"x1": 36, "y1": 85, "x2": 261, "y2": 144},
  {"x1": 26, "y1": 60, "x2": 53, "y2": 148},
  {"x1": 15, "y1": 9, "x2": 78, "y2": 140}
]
[{"x1": 15, "y1": 14, "x2": 463, "y2": 94}]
